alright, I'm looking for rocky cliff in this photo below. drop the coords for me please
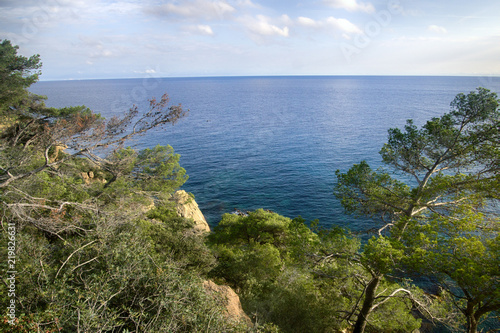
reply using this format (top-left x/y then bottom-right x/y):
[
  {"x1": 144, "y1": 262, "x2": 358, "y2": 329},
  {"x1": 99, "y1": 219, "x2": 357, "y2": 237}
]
[
  {"x1": 203, "y1": 280, "x2": 253, "y2": 326},
  {"x1": 171, "y1": 190, "x2": 211, "y2": 233},
  {"x1": 172, "y1": 191, "x2": 253, "y2": 326}
]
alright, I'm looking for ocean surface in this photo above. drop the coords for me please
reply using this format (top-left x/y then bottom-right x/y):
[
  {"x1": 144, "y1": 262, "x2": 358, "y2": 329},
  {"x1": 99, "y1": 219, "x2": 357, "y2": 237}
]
[{"x1": 30, "y1": 76, "x2": 500, "y2": 230}]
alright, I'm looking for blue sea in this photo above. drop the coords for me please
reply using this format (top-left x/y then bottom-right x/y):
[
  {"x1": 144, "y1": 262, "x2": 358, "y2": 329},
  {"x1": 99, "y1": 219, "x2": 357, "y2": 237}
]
[{"x1": 30, "y1": 76, "x2": 500, "y2": 230}]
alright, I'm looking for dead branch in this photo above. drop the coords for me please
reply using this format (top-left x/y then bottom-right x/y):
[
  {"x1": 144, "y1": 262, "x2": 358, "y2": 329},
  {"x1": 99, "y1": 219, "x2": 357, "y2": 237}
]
[{"x1": 55, "y1": 241, "x2": 96, "y2": 279}]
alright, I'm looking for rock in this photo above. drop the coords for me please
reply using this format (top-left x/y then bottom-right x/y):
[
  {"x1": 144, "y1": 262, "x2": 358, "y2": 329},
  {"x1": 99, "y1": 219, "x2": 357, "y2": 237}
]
[
  {"x1": 81, "y1": 172, "x2": 90, "y2": 184},
  {"x1": 80, "y1": 171, "x2": 105, "y2": 185},
  {"x1": 50, "y1": 144, "x2": 67, "y2": 163},
  {"x1": 203, "y1": 280, "x2": 252, "y2": 326},
  {"x1": 231, "y1": 208, "x2": 249, "y2": 216},
  {"x1": 171, "y1": 190, "x2": 210, "y2": 233}
]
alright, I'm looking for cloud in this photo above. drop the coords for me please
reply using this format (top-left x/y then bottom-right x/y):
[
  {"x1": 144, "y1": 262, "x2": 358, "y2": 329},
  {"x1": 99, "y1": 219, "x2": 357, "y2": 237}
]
[
  {"x1": 297, "y1": 16, "x2": 319, "y2": 28},
  {"x1": 77, "y1": 35, "x2": 128, "y2": 62},
  {"x1": 185, "y1": 24, "x2": 215, "y2": 35},
  {"x1": 0, "y1": 0, "x2": 81, "y2": 35},
  {"x1": 242, "y1": 15, "x2": 290, "y2": 38},
  {"x1": 324, "y1": 0, "x2": 375, "y2": 13},
  {"x1": 145, "y1": 0, "x2": 236, "y2": 21},
  {"x1": 133, "y1": 68, "x2": 157, "y2": 74},
  {"x1": 326, "y1": 17, "x2": 362, "y2": 34},
  {"x1": 297, "y1": 16, "x2": 362, "y2": 35},
  {"x1": 427, "y1": 24, "x2": 447, "y2": 34},
  {"x1": 235, "y1": 0, "x2": 260, "y2": 8}
]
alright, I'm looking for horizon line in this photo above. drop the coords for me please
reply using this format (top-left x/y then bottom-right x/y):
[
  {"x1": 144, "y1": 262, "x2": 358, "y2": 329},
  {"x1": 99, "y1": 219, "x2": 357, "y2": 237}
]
[{"x1": 36, "y1": 73, "x2": 500, "y2": 82}]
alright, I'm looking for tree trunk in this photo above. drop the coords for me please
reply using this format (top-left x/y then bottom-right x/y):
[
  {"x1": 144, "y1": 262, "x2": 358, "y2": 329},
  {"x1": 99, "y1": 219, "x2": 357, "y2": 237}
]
[
  {"x1": 466, "y1": 316, "x2": 478, "y2": 333},
  {"x1": 465, "y1": 302, "x2": 478, "y2": 333},
  {"x1": 353, "y1": 275, "x2": 381, "y2": 333}
]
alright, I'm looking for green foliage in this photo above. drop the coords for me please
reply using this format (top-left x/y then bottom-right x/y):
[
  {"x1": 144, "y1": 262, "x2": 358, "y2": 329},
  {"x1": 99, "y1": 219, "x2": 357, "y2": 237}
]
[
  {"x1": 40, "y1": 105, "x2": 95, "y2": 119},
  {"x1": 249, "y1": 268, "x2": 338, "y2": 333},
  {"x1": 334, "y1": 161, "x2": 411, "y2": 220},
  {"x1": 0, "y1": 39, "x2": 41, "y2": 114},
  {"x1": 135, "y1": 145, "x2": 188, "y2": 192},
  {"x1": 208, "y1": 210, "x2": 294, "y2": 288},
  {"x1": 0, "y1": 216, "x2": 241, "y2": 332},
  {"x1": 140, "y1": 211, "x2": 216, "y2": 273},
  {"x1": 362, "y1": 236, "x2": 404, "y2": 275},
  {"x1": 364, "y1": 294, "x2": 421, "y2": 332},
  {"x1": 209, "y1": 210, "x2": 330, "y2": 331},
  {"x1": 334, "y1": 87, "x2": 500, "y2": 332},
  {"x1": 210, "y1": 209, "x2": 292, "y2": 246},
  {"x1": 403, "y1": 211, "x2": 500, "y2": 331},
  {"x1": 1, "y1": 40, "x2": 250, "y2": 333},
  {"x1": 380, "y1": 87, "x2": 499, "y2": 179},
  {"x1": 208, "y1": 210, "x2": 424, "y2": 333},
  {"x1": 338, "y1": 88, "x2": 499, "y2": 226},
  {"x1": 103, "y1": 145, "x2": 188, "y2": 201}
]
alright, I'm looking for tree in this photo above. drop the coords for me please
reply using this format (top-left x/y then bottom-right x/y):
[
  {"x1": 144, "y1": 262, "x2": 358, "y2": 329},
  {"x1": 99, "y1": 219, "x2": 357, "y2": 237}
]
[
  {"x1": 208, "y1": 209, "x2": 309, "y2": 289},
  {"x1": 208, "y1": 210, "x2": 428, "y2": 333},
  {"x1": 208, "y1": 210, "x2": 331, "y2": 332},
  {"x1": 404, "y1": 209, "x2": 500, "y2": 332},
  {"x1": 0, "y1": 92, "x2": 186, "y2": 189},
  {"x1": 0, "y1": 39, "x2": 41, "y2": 114},
  {"x1": 334, "y1": 87, "x2": 500, "y2": 332},
  {"x1": 0, "y1": 41, "x2": 252, "y2": 332},
  {"x1": 311, "y1": 226, "x2": 457, "y2": 333}
]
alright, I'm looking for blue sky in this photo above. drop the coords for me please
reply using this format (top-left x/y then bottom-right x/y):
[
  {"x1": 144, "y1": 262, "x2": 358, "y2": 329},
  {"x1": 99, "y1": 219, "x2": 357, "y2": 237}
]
[{"x1": 1, "y1": 0, "x2": 500, "y2": 80}]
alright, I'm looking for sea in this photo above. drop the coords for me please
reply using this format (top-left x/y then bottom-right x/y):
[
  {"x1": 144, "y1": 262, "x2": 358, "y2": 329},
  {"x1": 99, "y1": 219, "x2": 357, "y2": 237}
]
[{"x1": 30, "y1": 75, "x2": 500, "y2": 231}]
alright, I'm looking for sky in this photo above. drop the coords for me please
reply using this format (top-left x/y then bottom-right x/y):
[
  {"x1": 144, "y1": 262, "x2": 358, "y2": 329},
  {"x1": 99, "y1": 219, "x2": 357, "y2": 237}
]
[{"x1": 1, "y1": 0, "x2": 500, "y2": 80}]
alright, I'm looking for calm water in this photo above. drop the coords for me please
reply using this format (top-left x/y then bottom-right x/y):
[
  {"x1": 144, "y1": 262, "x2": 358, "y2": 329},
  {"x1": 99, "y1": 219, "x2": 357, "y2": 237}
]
[{"x1": 31, "y1": 76, "x2": 500, "y2": 230}]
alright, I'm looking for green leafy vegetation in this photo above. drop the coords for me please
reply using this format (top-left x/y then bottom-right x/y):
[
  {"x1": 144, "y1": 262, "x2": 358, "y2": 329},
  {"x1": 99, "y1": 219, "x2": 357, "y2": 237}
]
[
  {"x1": 334, "y1": 87, "x2": 499, "y2": 333},
  {"x1": 0, "y1": 40, "x2": 248, "y2": 332},
  {"x1": 1, "y1": 40, "x2": 498, "y2": 333},
  {"x1": 208, "y1": 210, "x2": 427, "y2": 332}
]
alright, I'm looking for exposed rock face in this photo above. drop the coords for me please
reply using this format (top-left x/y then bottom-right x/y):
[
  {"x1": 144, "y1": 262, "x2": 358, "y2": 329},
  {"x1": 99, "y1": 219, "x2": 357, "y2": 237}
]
[
  {"x1": 50, "y1": 144, "x2": 67, "y2": 163},
  {"x1": 171, "y1": 190, "x2": 210, "y2": 233},
  {"x1": 203, "y1": 280, "x2": 252, "y2": 326}
]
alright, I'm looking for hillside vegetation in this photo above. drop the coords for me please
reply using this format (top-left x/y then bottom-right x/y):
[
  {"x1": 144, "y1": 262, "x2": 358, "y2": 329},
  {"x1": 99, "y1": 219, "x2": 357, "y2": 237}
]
[{"x1": 1, "y1": 40, "x2": 498, "y2": 333}]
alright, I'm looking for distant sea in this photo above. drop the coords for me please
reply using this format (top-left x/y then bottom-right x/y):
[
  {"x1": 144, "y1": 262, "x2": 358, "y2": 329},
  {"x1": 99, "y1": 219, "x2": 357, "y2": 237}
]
[{"x1": 30, "y1": 76, "x2": 500, "y2": 231}]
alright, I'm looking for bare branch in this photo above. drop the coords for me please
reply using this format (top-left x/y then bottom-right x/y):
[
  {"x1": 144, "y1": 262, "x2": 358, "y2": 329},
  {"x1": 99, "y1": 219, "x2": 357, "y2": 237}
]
[
  {"x1": 70, "y1": 257, "x2": 99, "y2": 274},
  {"x1": 377, "y1": 223, "x2": 394, "y2": 236},
  {"x1": 55, "y1": 241, "x2": 96, "y2": 279}
]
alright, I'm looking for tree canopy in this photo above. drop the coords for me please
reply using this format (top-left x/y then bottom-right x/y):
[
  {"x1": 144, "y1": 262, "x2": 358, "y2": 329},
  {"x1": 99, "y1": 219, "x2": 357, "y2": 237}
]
[
  {"x1": 208, "y1": 210, "x2": 432, "y2": 332},
  {"x1": 0, "y1": 40, "x2": 252, "y2": 332},
  {"x1": 334, "y1": 87, "x2": 500, "y2": 333},
  {"x1": 0, "y1": 39, "x2": 41, "y2": 114}
]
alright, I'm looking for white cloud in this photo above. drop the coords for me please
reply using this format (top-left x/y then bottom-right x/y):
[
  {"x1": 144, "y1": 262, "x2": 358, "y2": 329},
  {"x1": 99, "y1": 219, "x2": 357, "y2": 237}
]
[
  {"x1": 185, "y1": 24, "x2": 215, "y2": 35},
  {"x1": 427, "y1": 24, "x2": 447, "y2": 34},
  {"x1": 0, "y1": 1, "x2": 83, "y2": 35},
  {"x1": 4, "y1": 0, "x2": 499, "y2": 78},
  {"x1": 243, "y1": 15, "x2": 290, "y2": 37},
  {"x1": 235, "y1": 0, "x2": 260, "y2": 8},
  {"x1": 297, "y1": 16, "x2": 319, "y2": 28},
  {"x1": 324, "y1": 0, "x2": 375, "y2": 13},
  {"x1": 146, "y1": 0, "x2": 236, "y2": 21},
  {"x1": 297, "y1": 16, "x2": 362, "y2": 35},
  {"x1": 326, "y1": 17, "x2": 362, "y2": 34},
  {"x1": 133, "y1": 68, "x2": 157, "y2": 74},
  {"x1": 77, "y1": 35, "x2": 128, "y2": 62}
]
